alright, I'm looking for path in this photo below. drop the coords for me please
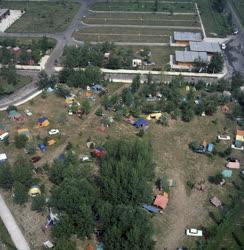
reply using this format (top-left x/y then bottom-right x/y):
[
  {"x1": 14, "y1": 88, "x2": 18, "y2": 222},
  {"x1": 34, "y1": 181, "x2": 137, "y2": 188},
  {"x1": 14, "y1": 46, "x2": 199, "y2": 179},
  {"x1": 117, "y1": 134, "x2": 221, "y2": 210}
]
[{"x1": 0, "y1": 194, "x2": 30, "y2": 250}]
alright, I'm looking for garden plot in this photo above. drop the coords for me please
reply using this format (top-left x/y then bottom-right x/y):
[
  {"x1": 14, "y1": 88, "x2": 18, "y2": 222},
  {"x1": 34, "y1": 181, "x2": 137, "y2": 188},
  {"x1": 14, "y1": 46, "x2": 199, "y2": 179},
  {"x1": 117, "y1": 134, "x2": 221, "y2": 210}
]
[{"x1": 83, "y1": 12, "x2": 200, "y2": 27}]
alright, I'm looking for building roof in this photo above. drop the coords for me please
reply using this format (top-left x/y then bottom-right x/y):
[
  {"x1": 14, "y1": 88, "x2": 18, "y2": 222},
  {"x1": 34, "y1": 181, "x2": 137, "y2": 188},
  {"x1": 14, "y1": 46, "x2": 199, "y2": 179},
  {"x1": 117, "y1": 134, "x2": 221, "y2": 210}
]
[
  {"x1": 210, "y1": 196, "x2": 222, "y2": 207},
  {"x1": 226, "y1": 161, "x2": 240, "y2": 169},
  {"x1": 143, "y1": 204, "x2": 160, "y2": 213},
  {"x1": 153, "y1": 193, "x2": 169, "y2": 209},
  {"x1": 190, "y1": 41, "x2": 221, "y2": 53},
  {"x1": 175, "y1": 51, "x2": 208, "y2": 63},
  {"x1": 0, "y1": 153, "x2": 7, "y2": 161},
  {"x1": 174, "y1": 32, "x2": 202, "y2": 42}
]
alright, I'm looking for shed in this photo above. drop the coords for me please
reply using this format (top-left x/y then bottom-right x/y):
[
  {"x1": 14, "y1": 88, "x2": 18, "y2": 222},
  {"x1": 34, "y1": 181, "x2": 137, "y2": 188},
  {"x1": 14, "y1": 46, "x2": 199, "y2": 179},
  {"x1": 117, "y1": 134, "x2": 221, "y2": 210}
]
[
  {"x1": 210, "y1": 196, "x2": 222, "y2": 207},
  {"x1": 153, "y1": 193, "x2": 169, "y2": 209},
  {"x1": 143, "y1": 204, "x2": 160, "y2": 213},
  {"x1": 226, "y1": 161, "x2": 240, "y2": 169},
  {"x1": 133, "y1": 118, "x2": 149, "y2": 128},
  {"x1": 222, "y1": 169, "x2": 232, "y2": 178}
]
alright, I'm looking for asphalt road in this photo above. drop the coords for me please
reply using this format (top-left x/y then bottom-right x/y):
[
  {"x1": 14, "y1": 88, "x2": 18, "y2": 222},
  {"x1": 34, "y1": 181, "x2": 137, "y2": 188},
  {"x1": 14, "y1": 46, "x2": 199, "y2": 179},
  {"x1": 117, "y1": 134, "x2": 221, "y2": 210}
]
[{"x1": 225, "y1": 2, "x2": 244, "y2": 76}]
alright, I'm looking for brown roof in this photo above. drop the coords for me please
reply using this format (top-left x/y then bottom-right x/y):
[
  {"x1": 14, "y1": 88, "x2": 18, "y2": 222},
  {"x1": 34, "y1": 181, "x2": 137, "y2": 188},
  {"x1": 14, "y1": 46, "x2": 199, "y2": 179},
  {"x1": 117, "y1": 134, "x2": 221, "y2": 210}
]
[
  {"x1": 210, "y1": 196, "x2": 221, "y2": 207},
  {"x1": 153, "y1": 193, "x2": 169, "y2": 209}
]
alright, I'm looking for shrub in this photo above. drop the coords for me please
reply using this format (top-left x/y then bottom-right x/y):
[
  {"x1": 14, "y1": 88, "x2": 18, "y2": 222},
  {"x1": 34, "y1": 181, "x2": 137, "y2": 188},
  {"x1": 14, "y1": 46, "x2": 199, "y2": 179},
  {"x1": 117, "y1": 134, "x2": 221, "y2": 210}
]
[
  {"x1": 14, "y1": 134, "x2": 28, "y2": 149},
  {"x1": 31, "y1": 195, "x2": 46, "y2": 212},
  {"x1": 13, "y1": 182, "x2": 28, "y2": 205},
  {"x1": 186, "y1": 180, "x2": 194, "y2": 189}
]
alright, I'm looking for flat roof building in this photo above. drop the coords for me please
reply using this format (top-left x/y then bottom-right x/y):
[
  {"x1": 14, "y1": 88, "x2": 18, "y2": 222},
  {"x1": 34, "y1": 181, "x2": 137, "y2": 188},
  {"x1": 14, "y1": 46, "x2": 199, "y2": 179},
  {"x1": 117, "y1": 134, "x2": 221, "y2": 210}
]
[
  {"x1": 190, "y1": 41, "x2": 221, "y2": 53},
  {"x1": 173, "y1": 31, "x2": 202, "y2": 46},
  {"x1": 175, "y1": 51, "x2": 208, "y2": 63}
]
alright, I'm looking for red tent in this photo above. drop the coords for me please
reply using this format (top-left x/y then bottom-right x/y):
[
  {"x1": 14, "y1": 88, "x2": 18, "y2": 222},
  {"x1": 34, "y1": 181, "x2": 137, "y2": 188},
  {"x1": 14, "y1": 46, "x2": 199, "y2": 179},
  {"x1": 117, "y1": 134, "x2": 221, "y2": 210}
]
[{"x1": 153, "y1": 193, "x2": 169, "y2": 209}]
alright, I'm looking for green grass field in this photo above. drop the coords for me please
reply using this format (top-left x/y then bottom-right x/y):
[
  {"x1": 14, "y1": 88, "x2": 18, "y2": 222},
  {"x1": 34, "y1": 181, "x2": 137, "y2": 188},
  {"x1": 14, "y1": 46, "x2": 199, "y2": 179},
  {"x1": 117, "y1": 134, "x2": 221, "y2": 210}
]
[
  {"x1": 230, "y1": 0, "x2": 244, "y2": 27},
  {"x1": 0, "y1": 1, "x2": 79, "y2": 32},
  {"x1": 90, "y1": 1, "x2": 195, "y2": 12}
]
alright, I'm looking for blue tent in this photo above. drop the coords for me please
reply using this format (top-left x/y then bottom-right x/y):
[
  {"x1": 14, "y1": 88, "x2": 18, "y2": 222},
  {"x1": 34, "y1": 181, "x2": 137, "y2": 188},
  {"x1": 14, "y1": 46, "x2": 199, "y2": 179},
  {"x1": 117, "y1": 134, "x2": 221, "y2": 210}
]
[
  {"x1": 207, "y1": 143, "x2": 214, "y2": 153},
  {"x1": 133, "y1": 118, "x2": 149, "y2": 128},
  {"x1": 143, "y1": 204, "x2": 160, "y2": 213},
  {"x1": 37, "y1": 117, "x2": 48, "y2": 123},
  {"x1": 38, "y1": 144, "x2": 47, "y2": 152},
  {"x1": 222, "y1": 169, "x2": 232, "y2": 178},
  {"x1": 58, "y1": 153, "x2": 65, "y2": 161},
  {"x1": 96, "y1": 242, "x2": 104, "y2": 250}
]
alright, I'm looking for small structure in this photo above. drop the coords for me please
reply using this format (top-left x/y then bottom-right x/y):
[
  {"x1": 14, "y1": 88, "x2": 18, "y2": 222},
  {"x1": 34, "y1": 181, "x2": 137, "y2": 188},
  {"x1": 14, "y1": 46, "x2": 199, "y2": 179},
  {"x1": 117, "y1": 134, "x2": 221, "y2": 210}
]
[
  {"x1": 0, "y1": 153, "x2": 7, "y2": 162},
  {"x1": 91, "y1": 84, "x2": 106, "y2": 94},
  {"x1": 132, "y1": 59, "x2": 142, "y2": 68},
  {"x1": 210, "y1": 196, "x2": 222, "y2": 207},
  {"x1": 36, "y1": 117, "x2": 49, "y2": 128},
  {"x1": 133, "y1": 118, "x2": 149, "y2": 128},
  {"x1": 28, "y1": 186, "x2": 41, "y2": 197},
  {"x1": 221, "y1": 105, "x2": 230, "y2": 113},
  {"x1": 92, "y1": 147, "x2": 106, "y2": 158},
  {"x1": 38, "y1": 143, "x2": 47, "y2": 152},
  {"x1": 96, "y1": 242, "x2": 104, "y2": 250},
  {"x1": 222, "y1": 169, "x2": 232, "y2": 178},
  {"x1": 146, "y1": 113, "x2": 162, "y2": 121},
  {"x1": 8, "y1": 110, "x2": 23, "y2": 121},
  {"x1": 43, "y1": 240, "x2": 54, "y2": 249},
  {"x1": 189, "y1": 41, "x2": 221, "y2": 54},
  {"x1": 143, "y1": 204, "x2": 160, "y2": 213},
  {"x1": 153, "y1": 193, "x2": 169, "y2": 209},
  {"x1": 171, "y1": 31, "x2": 202, "y2": 46},
  {"x1": 206, "y1": 143, "x2": 214, "y2": 153},
  {"x1": 126, "y1": 115, "x2": 135, "y2": 125},
  {"x1": 47, "y1": 139, "x2": 56, "y2": 146},
  {"x1": 65, "y1": 96, "x2": 76, "y2": 105},
  {"x1": 226, "y1": 161, "x2": 240, "y2": 169}
]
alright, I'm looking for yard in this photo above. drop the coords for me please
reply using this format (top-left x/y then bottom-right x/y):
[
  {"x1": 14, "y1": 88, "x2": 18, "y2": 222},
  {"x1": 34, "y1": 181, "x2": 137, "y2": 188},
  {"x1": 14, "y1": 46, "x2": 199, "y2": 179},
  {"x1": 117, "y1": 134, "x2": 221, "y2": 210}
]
[
  {"x1": 0, "y1": 1, "x2": 79, "y2": 33},
  {"x1": 230, "y1": 0, "x2": 244, "y2": 27}
]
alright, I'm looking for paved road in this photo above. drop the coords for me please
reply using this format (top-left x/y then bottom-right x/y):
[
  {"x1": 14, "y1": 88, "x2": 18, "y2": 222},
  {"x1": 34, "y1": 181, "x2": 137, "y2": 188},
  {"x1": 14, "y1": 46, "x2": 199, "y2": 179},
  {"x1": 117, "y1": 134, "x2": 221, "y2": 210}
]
[
  {"x1": 225, "y1": 2, "x2": 244, "y2": 76},
  {"x1": 0, "y1": 194, "x2": 30, "y2": 250}
]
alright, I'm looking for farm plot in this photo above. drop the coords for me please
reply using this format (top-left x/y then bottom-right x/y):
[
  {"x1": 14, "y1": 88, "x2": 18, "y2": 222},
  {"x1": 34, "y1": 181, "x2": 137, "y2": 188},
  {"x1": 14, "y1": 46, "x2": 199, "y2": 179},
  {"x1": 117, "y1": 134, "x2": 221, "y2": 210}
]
[
  {"x1": 82, "y1": 12, "x2": 200, "y2": 27},
  {"x1": 90, "y1": 1, "x2": 195, "y2": 13}
]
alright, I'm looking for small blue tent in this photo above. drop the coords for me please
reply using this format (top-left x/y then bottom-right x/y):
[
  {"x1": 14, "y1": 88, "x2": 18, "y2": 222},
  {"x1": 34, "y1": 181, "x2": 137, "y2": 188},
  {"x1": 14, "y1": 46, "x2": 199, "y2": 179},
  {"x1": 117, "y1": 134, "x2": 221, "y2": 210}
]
[
  {"x1": 222, "y1": 169, "x2": 232, "y2": 178},
  {"x1": 37, "y1": 117, "x2": 48, "y2": 123},
  {"x1": 133, "y1": 118, "x2": 149, "y2": 128},
  {"x1": 143, "y1": 204, "x2": 160, "y2": 213},
  {"x1": 38, "y1": 144, "x2": 47, "y2": 152},
  {"x1": 207, "y1": 143, "x2": 214, "y2": 153}
]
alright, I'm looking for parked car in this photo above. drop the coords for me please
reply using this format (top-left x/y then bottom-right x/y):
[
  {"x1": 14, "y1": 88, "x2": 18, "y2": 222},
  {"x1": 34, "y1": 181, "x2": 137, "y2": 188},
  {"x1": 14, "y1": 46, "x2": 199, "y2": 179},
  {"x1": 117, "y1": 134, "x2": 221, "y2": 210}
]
[
  {"x1": 221, "y1": 43, "x2": 227, "y2": 50},
  {"x1": 31, "y1": 156, "x2": 41, "y2": 163},
  {"x1": 186, "y1": 228, "x2": 203, "y2": 237},
  {"x1": 25, "y1": 109, "x2": 33, "y2": 116},
  {"x1": 233, "y1": 28, "x2": 239, "y2": 35},
  {"x1": 218, "y1": 135, "x2": 231, "y2": 140},
  {"x1": 231, "y1": 144, "x2": 244, "y2": 151},
  {"x1": 80, "y1": 155, "x2": 90, "y2": 162},
  {"x1": 0, "y1": 132, "x2": 9, "y2": 141},
  {"x1": 48, "y1": 129, "x2": 60, "y2": 135}
]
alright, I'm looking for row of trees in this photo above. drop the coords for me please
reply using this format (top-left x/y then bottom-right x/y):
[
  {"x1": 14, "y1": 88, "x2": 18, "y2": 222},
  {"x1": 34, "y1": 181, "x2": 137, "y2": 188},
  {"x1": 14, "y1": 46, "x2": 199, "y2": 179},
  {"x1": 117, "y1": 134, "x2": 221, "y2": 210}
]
[{"x1": 47, "y1": 139, "x2": 155, "y2": 248}]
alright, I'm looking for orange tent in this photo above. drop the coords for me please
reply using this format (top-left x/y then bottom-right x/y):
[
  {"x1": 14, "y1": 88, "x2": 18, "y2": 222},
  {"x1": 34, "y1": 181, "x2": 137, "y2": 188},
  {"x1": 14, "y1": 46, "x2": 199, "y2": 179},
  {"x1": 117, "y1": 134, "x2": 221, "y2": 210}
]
[
  {"x1": 86, "y1": 243, "x2": 95, "y2": 250},
  {"x1": 153, "y1": 193, "x2": 169, "y2": 209}
]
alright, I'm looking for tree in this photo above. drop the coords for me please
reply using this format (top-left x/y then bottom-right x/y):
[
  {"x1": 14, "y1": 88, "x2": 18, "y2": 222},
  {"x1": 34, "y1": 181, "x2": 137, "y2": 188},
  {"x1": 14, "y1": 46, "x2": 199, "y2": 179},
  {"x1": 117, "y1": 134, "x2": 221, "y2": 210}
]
[
  {"x1": 231, "y1": 71, "x2": 244, "y2": 91},
  {"x1": 12, "y1": 157, "x2": 33, "y2": 187},
  {"x1": 204, "y1": 96, "x2": 218, "y2": 115},
  {"x1": 0, "y1": 164, "x2": 14, "y2": 190},
  {"x1": 25, "y1": 141, "x2": 36, "y2": 155},
  {"x1": 208, "y1": 53, "x2": 224, "y2": 73},
  {"x1": 14, "y1": 134, "x2": 28, "y2": 149},
  {"x1": 181, "y1": 102, "x2": 194, "y2": 122},
  {"x1": 160, "y1": 112, "x2": 169, "y2": 126},
  {"x1": 82, "y1": 99, "x2": 91, "y2": 114},
  {"x1": 154, "y1": 0, "x2": 159, "y2": 11},
  {"x1": 131, "y1": 75, "x2": 141, "y2": 93},
  {"x1": 95, "y1": 107, "x2": 103, "y2": 116},
  {"x1": 13, "y1": 182, "x2": 28, "y2": 205},
  {"x1": 212, "y1": 0, "x2": 226, "y2": 13},
  {"x1": 54, "y1": 238, "x2": 76, "y2": 250},
  {"x1": 31, "y1": 195, "x2": 46, "y2": 212},
  {"x1": 38, "y1": 71, "x2": 50, "y2": 89}
]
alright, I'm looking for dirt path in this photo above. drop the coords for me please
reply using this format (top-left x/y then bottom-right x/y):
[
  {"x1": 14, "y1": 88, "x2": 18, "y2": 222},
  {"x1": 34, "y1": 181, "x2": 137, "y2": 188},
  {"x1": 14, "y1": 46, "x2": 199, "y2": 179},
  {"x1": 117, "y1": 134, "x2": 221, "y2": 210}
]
[{"x1": 0, "y1": 194, "x2": 30, "y2": 250}]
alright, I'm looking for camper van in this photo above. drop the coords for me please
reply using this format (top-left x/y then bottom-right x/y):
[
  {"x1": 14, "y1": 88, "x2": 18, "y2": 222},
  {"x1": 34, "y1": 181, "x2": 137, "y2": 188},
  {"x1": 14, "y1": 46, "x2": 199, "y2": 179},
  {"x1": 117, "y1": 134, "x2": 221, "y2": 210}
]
[{"x1": 0, "y1": 132, "x2": 9, "y2": 141}]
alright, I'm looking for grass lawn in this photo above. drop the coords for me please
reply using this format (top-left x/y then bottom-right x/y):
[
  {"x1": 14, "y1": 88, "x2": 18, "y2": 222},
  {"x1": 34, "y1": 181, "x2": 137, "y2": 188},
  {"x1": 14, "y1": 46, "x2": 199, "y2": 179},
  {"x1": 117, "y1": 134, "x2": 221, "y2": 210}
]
[
  {"x1": 0, "y1": 1, "x2": 79, "y2": 33},
  {"x1": 0, "y1": 218, "x2": 16, "y2": 250},
  {"x1": 197, "y1": 0, "x2": 232, "y2": 37},
  {"x1": 90, "y1": 1, "x2": 195, "y2": 13},
  {"x1": 230, "y1": 0, "x2": 244, "y2": 27}
]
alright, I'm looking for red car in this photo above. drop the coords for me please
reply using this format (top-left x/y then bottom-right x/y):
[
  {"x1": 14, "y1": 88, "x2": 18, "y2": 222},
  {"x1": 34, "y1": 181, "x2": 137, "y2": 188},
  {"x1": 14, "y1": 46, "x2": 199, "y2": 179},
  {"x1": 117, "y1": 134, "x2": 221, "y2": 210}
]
[{"x1": 31, "y1": 156, "x2": 41, "y2": 163}]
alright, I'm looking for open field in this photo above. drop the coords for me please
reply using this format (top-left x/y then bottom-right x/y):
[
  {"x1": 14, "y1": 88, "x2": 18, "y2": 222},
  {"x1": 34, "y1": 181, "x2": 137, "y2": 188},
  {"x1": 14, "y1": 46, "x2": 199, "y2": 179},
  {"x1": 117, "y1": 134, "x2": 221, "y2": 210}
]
[
  {"x1": 230, "y1": 0, "x2": 244, "y2": 26},
  {"x1": 74, "y1": 26, "x2": 200, "y2": 43},
  {"x1": 83, "y1": 12, "x2": 200, "y2": 27},
  {"x1": 90, "y1": 1, "x2": 195, "y2": 12},
  {"x1": 0, "y1": 1, "x2": 79, "y2": 32}
]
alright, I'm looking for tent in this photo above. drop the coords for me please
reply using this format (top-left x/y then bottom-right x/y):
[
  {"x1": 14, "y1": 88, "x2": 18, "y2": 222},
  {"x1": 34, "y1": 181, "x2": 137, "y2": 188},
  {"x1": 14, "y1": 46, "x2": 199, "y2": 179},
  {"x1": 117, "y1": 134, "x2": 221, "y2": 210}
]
[
  {"x1": 146, "y1": 113, "x2": 162, "y2": 121},
  {"x1": 226, "y1": 161, "x2": 240, "y2": 169},
  {"x1": 8, "y1": 110, "x2": 24, "y2": 121},
  {"x1": 96, "y1": 243, "x2": 104, "y2": 250},
  {"x1": 206, "y1": 143, "x2": 214, "y2": 153},
  {"x1": 28, "y1": 186, "x2": 41, "y2": 197},
  {"x1": 143, "y1": 204, "x2": 160, "y2": 213},
  {"x1": 86, "y1": 244, "x2": 95, "y2": 250},
  {"x1": 39, "y1": 144, "x2": 47, "y2": 152},
  {"x1": 93, "y1": 147, "x2": 106, "y2": 158},
  {"x1": 153, "y1": 193, "x2": 169, "y2": 209},
  {"x1": 133, "y1": 118, "x2": 149, "y2": 128},
  {"x1": 36, "y1": 117, "x2": 49, "y2": 128},
  {"x1": 222, "y1": 169, "x2": 232, "y2": 178},
  {"x1": 0, "y1": 153, "x2": 7, "y2": 162},
  {"x1": 48, "y1": 139, "x2": 56, "y2": 146}
]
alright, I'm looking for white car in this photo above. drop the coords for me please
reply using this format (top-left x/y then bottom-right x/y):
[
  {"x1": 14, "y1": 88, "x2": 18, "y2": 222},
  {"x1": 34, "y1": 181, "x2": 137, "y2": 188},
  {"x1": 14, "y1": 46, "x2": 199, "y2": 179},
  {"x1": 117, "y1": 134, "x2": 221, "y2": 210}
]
[
  {"x1": 68, "y1": 110, "x2": 73, "y2": 115},
  {"x1": 80, "y1": 155, "x2": 90, "y2": 162},
  {"x1": 186, "y1": 228, "x2": 203, "y2": 237},
  {"x1": 221, "y1": 43, "x2": 227, "y2": 50},
  {"x1": 217, "y1": 135, "x2": 231, "y2": 141},
  {"x1": 48, "y1": 129, "x2": 60, "y2": 135},
  {"x1": 25, "y1": 109, "x2": 33, "y2": 116},
  {"x1": 233, "y1": 28, "x2": 239, "y2": 35}
]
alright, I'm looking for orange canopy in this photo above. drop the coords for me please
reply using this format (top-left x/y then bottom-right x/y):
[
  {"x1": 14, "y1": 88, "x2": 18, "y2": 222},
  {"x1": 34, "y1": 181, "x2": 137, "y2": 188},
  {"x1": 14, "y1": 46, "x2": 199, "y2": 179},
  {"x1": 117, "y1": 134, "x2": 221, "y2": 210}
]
[
  {"x1": 237, "y1": 130, "x2": 244, "y2": 136},
  {"x1": 153, "y1": 193, "x2": 169, "y2": 209}
]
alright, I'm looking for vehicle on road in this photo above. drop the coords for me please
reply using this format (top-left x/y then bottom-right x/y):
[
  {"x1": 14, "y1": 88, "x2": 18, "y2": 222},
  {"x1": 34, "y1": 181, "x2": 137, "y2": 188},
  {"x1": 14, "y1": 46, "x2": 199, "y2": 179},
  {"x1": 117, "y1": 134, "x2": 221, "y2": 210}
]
[
  {"x1": 0, "y1": 132, "x2": 9, "y2": 141},
  {"x1": 233, "y1": 28, "x2": 239, "y2": 35},
  {"x1": 31, "y1": 156, "x2": 41, "y2": 163},
  {"x1": 186, "y1": 228, "x2": 203, "y2": 237},
  {"x1": 48, "y1": 129, "x2": 60, "y2": 135},
  {"x1": 221, "y1": 43, "x2": 227, "y2": 50}
]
